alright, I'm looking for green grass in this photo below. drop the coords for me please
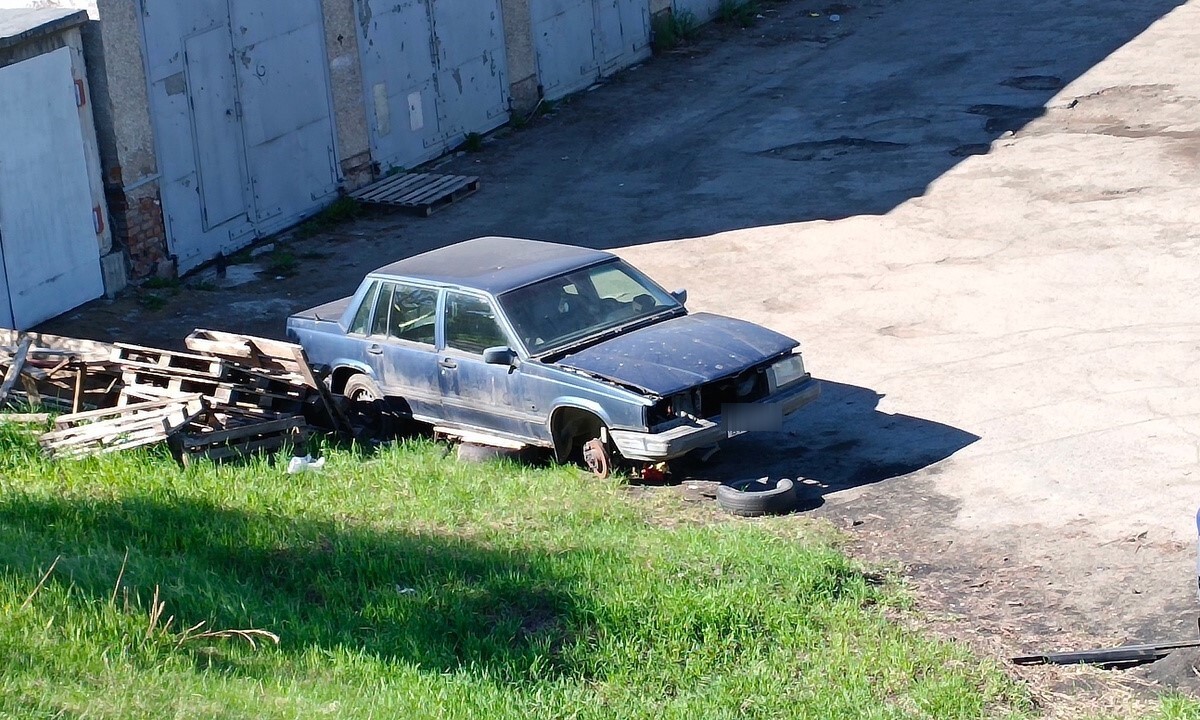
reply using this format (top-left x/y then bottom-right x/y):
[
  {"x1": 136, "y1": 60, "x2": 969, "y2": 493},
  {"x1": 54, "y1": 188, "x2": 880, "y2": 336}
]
[
  {"x1": 717, "y1": 0, "x2": 760, "y2": 27},
  {"x1": 0, "y1": 422, "x2": 1191, "y2": 719},
  {"x1": 295, "y1": 196, "x2": 362, "y2": 239},
  {"x1": 651, "y1": 9, "x2": 699, "y2": 52}
]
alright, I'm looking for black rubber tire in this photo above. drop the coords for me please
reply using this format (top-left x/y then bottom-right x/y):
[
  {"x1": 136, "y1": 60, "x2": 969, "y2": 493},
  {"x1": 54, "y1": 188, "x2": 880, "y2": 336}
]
[
  {"x1": 343, "y1": 374, "x2": 389, "y2": 440},
  {"x1": 716, "y1": 477, "x2": 797, "y2": 517}
]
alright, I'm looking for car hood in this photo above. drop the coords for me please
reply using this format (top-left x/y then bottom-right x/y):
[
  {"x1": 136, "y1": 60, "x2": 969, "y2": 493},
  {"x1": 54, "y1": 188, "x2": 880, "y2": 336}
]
[{"x1": 553, "y1": 312, "x2": 798, "y2": 396}]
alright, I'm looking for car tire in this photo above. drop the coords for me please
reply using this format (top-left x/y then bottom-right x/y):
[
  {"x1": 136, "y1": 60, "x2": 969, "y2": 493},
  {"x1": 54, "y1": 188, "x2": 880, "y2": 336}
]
[
  {"x1": 716, "y1": 477, "x2": 797, "y2": 517},
  {"x1": 343, "y1": 374, "x2": 390, "y2": 440}
]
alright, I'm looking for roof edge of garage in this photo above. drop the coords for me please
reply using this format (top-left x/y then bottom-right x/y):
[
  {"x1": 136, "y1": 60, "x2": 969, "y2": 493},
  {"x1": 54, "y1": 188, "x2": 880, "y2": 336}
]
[{"x1": 0, "y1": 8, "x2": 89, "y2": 51}]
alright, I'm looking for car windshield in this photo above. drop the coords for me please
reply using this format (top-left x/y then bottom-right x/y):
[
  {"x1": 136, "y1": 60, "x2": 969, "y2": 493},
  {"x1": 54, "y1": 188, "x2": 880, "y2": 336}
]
[{"x1": 499, "y1": 259, "x2": 681, "y2": 354}]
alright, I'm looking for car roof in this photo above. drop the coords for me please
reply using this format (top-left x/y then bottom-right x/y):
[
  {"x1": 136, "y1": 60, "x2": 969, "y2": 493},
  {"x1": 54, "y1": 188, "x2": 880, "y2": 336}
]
[{"x1": 368, "y1": 236, "x2": 615, "y2": 295}]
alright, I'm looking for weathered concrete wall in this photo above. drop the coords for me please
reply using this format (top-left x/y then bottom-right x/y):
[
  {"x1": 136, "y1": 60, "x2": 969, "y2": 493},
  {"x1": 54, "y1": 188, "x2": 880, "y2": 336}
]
[
  {"x1": 501, "y1": 0, "x2": 539, "y2": 113},
  {"x1": 322, "y1": 0, "x2": 372, "y2": 188},
  {"x1": 650, "y1": 0, "x2": 671, "y2": 15},
  {"x1": 90, "y1": 0, "x2": 164, "y2": 281}
]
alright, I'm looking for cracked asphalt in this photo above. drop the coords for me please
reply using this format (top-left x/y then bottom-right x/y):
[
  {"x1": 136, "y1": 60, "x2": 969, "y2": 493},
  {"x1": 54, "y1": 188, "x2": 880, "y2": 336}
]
[{"x1": 45, "y1": 0, "x2": 1200, "y2": 706}]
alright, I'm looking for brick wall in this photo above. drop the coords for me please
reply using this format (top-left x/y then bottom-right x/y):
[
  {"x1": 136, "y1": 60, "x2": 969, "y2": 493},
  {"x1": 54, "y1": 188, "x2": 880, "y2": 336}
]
[{"x1": 106, "y1": 183, "x2": 168, "y2": 279}]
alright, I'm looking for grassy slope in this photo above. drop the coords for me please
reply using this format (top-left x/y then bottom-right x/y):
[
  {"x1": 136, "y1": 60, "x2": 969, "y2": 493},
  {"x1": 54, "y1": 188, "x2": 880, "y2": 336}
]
[{"x1": 0, "y1": 422, "x2": 1191, "y2": 719}]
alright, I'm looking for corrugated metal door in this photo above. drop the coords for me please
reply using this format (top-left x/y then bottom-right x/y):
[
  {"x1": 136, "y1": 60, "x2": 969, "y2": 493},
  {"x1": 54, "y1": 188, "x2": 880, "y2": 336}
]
[
  {"x1": 184, "y1": 25, "x2": 248, "y2": 231},
  {"x1": 531, "y1": 0, "x2": 650, "y2": 102},
  {"x1": 530, "y1": 0, "x2": 595, "y2": 100},
  {"x1": 140, "y1": 0, "x2": 338, "y2": 273},
  {"x1": 429, "y1": 0, "x2": 509, "y2": 138},
  {"x1": 356, "y1": 0, "x2": 509, "y2": 173},
  {"x1": 595, "y1": 0, "x2": 649, "y2": 74},
  {"x1": 0, "y1": 47, "x2": 104, "y2": 329},
  {"x1": 230, "y1": 0, "x2": 339, "y2": 233}
]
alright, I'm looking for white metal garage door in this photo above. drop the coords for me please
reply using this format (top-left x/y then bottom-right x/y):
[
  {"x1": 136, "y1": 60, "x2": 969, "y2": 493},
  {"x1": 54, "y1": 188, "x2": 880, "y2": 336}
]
[
  {"x1": 0, "y1": 47, "x2": 104, "y2": 329},
  {"x1": 140, "y1": 0, "x2": 339, "y2": 273},
  {"x1": 532, "y1": 0, "x2": 650, "y2": 101},
  {"x1": 357, "y1": 0, "x2": 510, "y2": 173}
]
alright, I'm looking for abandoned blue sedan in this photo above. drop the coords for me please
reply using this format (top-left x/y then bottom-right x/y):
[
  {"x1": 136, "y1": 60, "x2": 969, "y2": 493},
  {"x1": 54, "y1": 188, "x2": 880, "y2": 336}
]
[{"x1": 287, "y1": 237, "x2": 819, "y2": 476}]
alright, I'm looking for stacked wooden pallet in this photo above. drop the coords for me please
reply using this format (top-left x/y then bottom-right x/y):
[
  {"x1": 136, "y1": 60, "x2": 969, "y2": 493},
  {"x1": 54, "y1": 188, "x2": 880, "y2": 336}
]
[
  {"x1": 34, "y1": 331, "x2": 349, "y2": 464},
  {"x1": 0, "y1": 330, "x2": 122, "y2": 413}
]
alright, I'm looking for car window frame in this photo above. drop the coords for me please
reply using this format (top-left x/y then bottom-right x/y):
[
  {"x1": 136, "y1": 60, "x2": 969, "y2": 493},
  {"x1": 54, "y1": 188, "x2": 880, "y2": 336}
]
[
  {"x1": 345, "y1": 276, "x2": 444, "y2": 346},
  {"x1": 438, "y1": 289, "x2": 522, "y2": 358},
  {"x1": 381, "y1": 281, "x2": 439, "y2": 348},
  {"x1": 346, "y1": 279, "x2": 380, "y2": 337}
]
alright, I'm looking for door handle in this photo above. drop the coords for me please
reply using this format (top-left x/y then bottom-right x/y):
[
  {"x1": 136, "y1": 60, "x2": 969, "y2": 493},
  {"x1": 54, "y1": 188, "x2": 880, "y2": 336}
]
[
  {"x1": 438, "y1": 357, "x2": 457, "y2": 370},
  {"x1": 367, "y1": 344, "x2": 383, "y2": 355}
]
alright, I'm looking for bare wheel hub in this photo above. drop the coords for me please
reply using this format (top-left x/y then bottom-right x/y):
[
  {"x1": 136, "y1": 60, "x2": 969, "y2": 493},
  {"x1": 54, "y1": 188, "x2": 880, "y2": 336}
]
[{"x1": 582, "y1": 438, "x2": 611, "y2": 479}]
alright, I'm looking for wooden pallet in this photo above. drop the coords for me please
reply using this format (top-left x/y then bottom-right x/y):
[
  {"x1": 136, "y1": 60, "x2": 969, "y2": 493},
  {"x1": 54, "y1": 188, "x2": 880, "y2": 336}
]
[
  {"x1": 40, "y1": 395, "x2": 206, "y2": 458},
  {"x1": 349, "y1": 172, "x2": 480, "y2": 216},
  {"x1": 185, "y1": 329, "x2": 353, "y2": 437},
  {"x1": 113, "y1": 343, "x2": 226, "y2": 379},
  {"x1": 184, "y1": 329, "x2": 307, "y2": 379},
  {"x1": 174, "y1": 414, "x2": 308, "y2": 465},
  {"x1": 119, "y1": 373, "x2": 304, "y2": 414}
]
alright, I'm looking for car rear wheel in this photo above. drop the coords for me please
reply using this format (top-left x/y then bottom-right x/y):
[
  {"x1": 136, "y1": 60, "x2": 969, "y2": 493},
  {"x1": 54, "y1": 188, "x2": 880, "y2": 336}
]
[{"x1": 343, "y1": 374, "x2": 391, "y2": 440}]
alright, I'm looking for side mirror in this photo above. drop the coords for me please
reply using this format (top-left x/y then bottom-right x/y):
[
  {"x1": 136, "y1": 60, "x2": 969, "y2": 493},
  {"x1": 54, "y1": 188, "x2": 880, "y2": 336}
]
[
  {"x1": 671, "y1": 288, "x2": 688, "y2": 305},
  {"x1": 482, "y1": 346, "x2": 518, "y2": 368}
]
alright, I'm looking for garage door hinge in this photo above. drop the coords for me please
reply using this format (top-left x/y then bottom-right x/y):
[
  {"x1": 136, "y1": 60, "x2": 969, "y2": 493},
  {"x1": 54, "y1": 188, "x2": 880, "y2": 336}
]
[{"x1": 74, "y1": 79, "x2": 86, "y2": 107}]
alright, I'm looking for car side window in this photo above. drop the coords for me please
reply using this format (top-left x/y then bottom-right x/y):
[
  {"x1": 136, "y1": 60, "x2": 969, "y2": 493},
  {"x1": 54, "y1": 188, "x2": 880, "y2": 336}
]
[
  {"x1": 349, "y1": 281, "x2": 379, "y2": 335},
  {"x1": 444, "y1": 292, "x2": 508, "y2": 355},
  {"x1": 369, "y1": 282, "x2": 394, "y2": 337},
  {"x1": 387, "y1": 284, "x2": 438, "y2": 345}
]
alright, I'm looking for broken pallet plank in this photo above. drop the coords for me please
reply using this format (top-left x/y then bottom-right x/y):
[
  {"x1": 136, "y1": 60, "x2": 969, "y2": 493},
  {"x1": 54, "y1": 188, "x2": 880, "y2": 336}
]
[
  {"x1": 0, "y1": 336, "x2": 32, "y2": 406},
  {"x1": 0, "y1": 329, "x2": 113, "y2": 363},
  {"x1": 180, "y1": 415, "x2": 306, "y2": 449},
  {"x1": 53, "y1": 393, "x2": 205, "y2": 429}
]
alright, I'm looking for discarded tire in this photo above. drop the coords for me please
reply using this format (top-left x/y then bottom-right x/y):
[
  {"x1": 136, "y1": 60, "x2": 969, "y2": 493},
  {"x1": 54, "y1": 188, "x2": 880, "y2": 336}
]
[{"x1": 716, "y1": 477, "x2": 797, "y2": 517}]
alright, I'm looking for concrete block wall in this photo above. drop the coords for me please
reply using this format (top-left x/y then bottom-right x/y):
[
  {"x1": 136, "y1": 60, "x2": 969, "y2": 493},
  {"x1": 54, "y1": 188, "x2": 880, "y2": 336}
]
[
  {"x1": 322, "y1": 0, "x2": 372, "y2": 187},
  {"x1": 501, "y1": 0, "x2": 539, "y2": 115}
]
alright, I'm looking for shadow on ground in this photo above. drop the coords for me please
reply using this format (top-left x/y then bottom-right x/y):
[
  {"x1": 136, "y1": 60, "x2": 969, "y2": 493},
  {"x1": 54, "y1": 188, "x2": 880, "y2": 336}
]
[
  {"x1": 0, "y1": 495, "x2": 588, "y2": 681},
  {"x1": 394, "y1": 0, "x2": 1187, "y2": 251},
  {"x1": 682, "y1": 380, "x2": 979, "y2": 509}
]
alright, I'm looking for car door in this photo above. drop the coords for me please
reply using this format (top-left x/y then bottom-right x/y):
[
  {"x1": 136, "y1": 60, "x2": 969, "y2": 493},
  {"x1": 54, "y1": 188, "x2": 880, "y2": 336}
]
[
  {"x1": 437, "y1": 290, "x2": 535, "y2": 438},
  {"x1": 360, "y1": 280, "x2": 441, "y2": 420}
]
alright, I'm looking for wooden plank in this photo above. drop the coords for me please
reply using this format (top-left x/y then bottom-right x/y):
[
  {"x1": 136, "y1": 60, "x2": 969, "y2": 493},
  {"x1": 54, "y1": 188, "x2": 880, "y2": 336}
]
[
  {"x1": 404, "y1": 175, "x2": 474, "y2": 205},
  {"x1": 0, "y1": 336, "x2": 32, "y2": 406},
  {"x1": 1, "y1": 413, "x2": 50, "y2": 424},
  {"x1": 0, "y1": 329, "x2": 113, "y2": 363},
  {"x1": 19, "y1": 374, "x2": 41, "y2": 409},
  {"x1": 291, "y1": 346, "x2": 352, "y2": 436},
  {"x1": 53, "y1": 393, "x2": 204, "y2": 428},
  {"x1": 394, "y1": 175, "x2": 462, "y2": 205},
  {"x1": 187, "y1": 434, "x2": 299, "y2": 462},
  {"x1": 181, "y1": 416, "x2": 305, "y2": 448},
  {"x1": 186, "y1": 329, "x2": 306, "y2": 375},
  {"x1": 352, "y1": 172, "x2": 428, "y2": 201},
  {"x1": 113, "y1": 343, "x2": 225, "y2": 378}
]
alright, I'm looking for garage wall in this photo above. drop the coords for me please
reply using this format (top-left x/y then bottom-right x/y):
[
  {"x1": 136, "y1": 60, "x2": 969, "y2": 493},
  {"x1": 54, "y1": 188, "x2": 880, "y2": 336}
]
[
  {"x1": 356, "y1": 0, "x2": 510, "y2": 174},
  {"x1": 140, "y1": 0, "x2": 340, "y2": 273},
  {"x1": 531, "y1": 0, "x2": 650, "y2": 101}
]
